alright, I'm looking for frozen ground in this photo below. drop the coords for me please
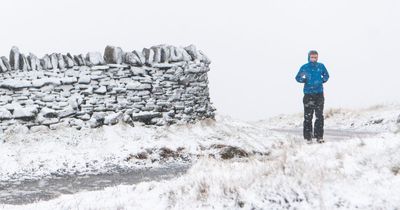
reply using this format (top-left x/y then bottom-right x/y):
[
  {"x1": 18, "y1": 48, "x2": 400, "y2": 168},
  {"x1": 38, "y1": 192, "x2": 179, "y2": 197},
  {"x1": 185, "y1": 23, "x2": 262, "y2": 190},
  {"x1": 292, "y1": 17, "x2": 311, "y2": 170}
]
[{"x1": 1, "y1": 103, "x2": 399, "y2": 209}]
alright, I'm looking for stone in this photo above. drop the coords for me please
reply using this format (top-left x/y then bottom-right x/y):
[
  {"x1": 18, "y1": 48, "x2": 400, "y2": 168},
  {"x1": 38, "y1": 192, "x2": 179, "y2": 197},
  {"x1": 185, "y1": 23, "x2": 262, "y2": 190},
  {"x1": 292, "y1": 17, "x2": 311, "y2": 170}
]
[
  {"x1": 58, "y1": 106, "x2": 76, "y2": 118},
  {"x1": 88, "y1": 112, "x2": 106, "y2": 128},
  {"x1": 32, "y1": 78, "x2": 62, "y2": 88},
  {"x1": 104, "y1": 112, "x2": 122, "y2": 125},
  {"x1": 50, "y1": 53, "x2": 58, "y2": 69},
  {"x1": 0, "y1": 108, "x2": 12, "y2": 119},
  {"x1": 61, "y1": 77, "x2": 78, "y2": 85},
  {"x1": 131, "y1": 111, "x2": 162, "y2": 123},
  {"x1": 104, "y1": 45, "x2": 123, "y2": 64},
  {"x1": 126, "y1": 81, "x2": 151, "y2": 90},
  {"x1": 64, "y1": 53, "x2": 75, "y2": 68},
  {"x1": 9, "y1": 46, "x2": 20, "y2": 70},
  {"x1": 19, "y1": 54, "x2": 31, "y2": 71},
  {"x1": 159, "y1": 45, "x2": 171, "y2": 63},
  {"x1": 13, "y1": 106, "x2": 38, "y2": 120},
  {"x1": 184, "y1": 44, "x2": 198, "y2": 61},
  {"x1": 94, "y1": 86, "x2": 107, "y2": 94},
  {"x1": 1, "y1": 56, "x2": 11, "y2": 71},
  {"x1": 73, "y1": 54, "x2": 85, "y2": 66},
  {"x1": 78, "y1": 75, "x2": 91, "y2": 84},
  {"x1": 27, "y1": 53, "x2": 42, "y2": 70},
  {"x1": 133, "y1": 50, "x2": 145, "y2": 65},
  {"x1": 142, "y1": 48, "x2": 155, "y2": 65},
  {"x1": 130, "y1": 67, "x2": 147, "y2": 76},
  {"x1": 41, "y1": 55, "x2": 53, "y2": 69},
  {"x1": 150, "y1": 46, "x2": 162, "y2": 63},
  {"x1": 39, "y1": 107, "x2": 58, "y2": 118},
  {"x1": 123, "y1": 52, "x2": 141, "y2": 66},
  {"x1": 0, "y1": 60, "x2": 6, "y2": 72},
  {"x1": 57, "y1": 54, "x2": 66, "y2": 69},
  {"x1": 0, "y1": 79, "x2": 32, "y2": 89},
  {"x1": 0, "y1": 44, "x2": 215, "y2": 129},
  {"x1": 30, "y1": 125, "x2": 50, "y2": 133},
  {"x1": 86, "y1": 52, "x2": 105, "y2": 66},
  {"x1": 91, "y1": 65, "x2": 109, "y2": 70},
  {"x1": 63, "y1": 55, "x2": 73, "y2": 68}
]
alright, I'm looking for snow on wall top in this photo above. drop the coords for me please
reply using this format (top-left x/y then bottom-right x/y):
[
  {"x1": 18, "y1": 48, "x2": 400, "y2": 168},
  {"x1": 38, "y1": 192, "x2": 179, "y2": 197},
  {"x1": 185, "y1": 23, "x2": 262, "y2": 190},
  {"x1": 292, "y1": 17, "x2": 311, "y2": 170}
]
[{"x1": 0, "y1": 44, "x2": 216, "y2": 131}]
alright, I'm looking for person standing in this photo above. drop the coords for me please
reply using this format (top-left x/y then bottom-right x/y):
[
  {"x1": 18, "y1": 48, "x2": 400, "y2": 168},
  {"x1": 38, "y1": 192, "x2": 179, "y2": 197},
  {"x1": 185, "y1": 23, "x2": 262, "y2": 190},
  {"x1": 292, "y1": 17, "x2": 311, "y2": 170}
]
[{"x1": 295, "y1": 50, "x2": 330, "y2": 144}]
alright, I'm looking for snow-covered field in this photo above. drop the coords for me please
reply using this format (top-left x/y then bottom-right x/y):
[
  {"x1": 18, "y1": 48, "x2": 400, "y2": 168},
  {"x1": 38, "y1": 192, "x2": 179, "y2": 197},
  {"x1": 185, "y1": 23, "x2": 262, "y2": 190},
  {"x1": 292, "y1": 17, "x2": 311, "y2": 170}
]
[{"x1": 1, "y1": 103, "x2": 400, "y2": 209}]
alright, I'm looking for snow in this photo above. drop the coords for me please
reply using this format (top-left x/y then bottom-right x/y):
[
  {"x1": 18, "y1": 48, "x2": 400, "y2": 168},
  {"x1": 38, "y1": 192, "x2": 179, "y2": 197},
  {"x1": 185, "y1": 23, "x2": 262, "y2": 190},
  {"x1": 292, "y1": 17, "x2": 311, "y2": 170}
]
[
  {"x1": 1, "y1": 103, "x2": 400, "y2": 209},
  {"x1": 0, "y1": 115, "x2": 276, "y2": 182}
]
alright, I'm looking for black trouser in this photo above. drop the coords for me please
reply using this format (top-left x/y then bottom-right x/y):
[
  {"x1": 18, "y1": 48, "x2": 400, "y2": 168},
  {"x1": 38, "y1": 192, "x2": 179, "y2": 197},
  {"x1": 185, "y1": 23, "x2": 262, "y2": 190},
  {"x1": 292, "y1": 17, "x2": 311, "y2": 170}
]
[{"x1": 303, "y1": 93, "x2": 324, "y2": 140}]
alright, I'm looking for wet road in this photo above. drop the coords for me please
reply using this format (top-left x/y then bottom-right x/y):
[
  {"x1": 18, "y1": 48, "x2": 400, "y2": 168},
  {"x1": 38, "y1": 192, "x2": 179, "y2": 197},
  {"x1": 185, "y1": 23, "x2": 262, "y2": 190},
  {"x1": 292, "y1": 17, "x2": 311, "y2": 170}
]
[{"x1": 0, "y1": 163, "x2": 190, "y2": 205}]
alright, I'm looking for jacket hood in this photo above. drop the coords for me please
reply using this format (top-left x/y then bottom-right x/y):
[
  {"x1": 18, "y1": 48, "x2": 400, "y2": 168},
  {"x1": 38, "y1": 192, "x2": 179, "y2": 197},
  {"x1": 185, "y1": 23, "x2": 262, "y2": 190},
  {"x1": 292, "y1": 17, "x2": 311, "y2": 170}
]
[{"x1": 308, "y1": 50, "x2": 318, "y2": 63}]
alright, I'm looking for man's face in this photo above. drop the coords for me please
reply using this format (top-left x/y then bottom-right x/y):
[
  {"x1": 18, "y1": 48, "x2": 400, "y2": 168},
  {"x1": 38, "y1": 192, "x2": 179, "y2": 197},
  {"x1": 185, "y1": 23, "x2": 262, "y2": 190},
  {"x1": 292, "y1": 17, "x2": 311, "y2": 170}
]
[{"x1": 309, "y1": 54, "x2": 318, "y2": 63}]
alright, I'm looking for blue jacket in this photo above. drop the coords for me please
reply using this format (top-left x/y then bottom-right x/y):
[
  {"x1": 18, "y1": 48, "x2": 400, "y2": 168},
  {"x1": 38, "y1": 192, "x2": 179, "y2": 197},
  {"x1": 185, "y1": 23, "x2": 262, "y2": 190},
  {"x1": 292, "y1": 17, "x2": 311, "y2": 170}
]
[{"x1": 295, "y1": 56, "x2": 329, "y2": 94}]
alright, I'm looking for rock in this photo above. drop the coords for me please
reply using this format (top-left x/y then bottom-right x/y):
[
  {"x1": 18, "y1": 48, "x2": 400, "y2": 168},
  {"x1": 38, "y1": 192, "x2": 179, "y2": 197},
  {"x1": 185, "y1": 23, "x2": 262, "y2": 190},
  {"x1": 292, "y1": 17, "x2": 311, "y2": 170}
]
[
  {"x1": 41, "y1": 95, "x2": 56, "y2": 102},
  {"x1": 61, "y1": 77, "x2": 78, "y2": 85},
  {"x1": 78, "y1": 75, "x2": 91, "y2": 84},
  {"x1": 32, "y1": 78, "x2": 61, "y2": 88},
  {"x1": 0, "y1": 108, "x2": 12, "y2": 119},
  {"x1": 27, "y1": 53, "x2": 42, "y2": 70},
  {"x1": 126, "y1": 81, "x2": 151, "y2": 90},
  {"x1": 86, "y1": 52, "x2": 105, "y2": 66},
  {"x1": 73, "y1": 54, "x2": 84, "y2": 66},
  {"x1": 169, "y1": 46, "x2": 186, "y2": 62},
  {"x1": 58, "y1": 107, "x2": 77, "y2": 118},
  {"x1": 91, "y1": 65, "x2": 109, "y2": 70},
  {"x1": 41, "y1": 55, "x2": 53, "y2": 69},
  {"x1": 104, "y1": 112, "x2": 122, "y2": 125},
  {"x1": 131, "y1": 111, "x2": 162, "y2": 124},
  {"x1": 104, "y1": 45, "x2": 123, "y2": 64},
  {"x1": 57, "y1": 54, "x2": 66, "y2": 69},
  {"x1": 123, "y1": 52, "x2": 141, "y2": 66},
  {"x1": 0, "y1": 45, "x2": 215, "y2": 129},
  {"x1": 39, "y1": 107, "x2": 58, "y2": 118},
  {"x1": 184, "y1": 44, "x2": 198, "y2": 60},
  {"x1": 18, "y1": 53, "x2": 30, "y2": 71},
  {"x1": 0, "y1": 79, "x2": 32, "y2": 89},
  {"x1": 0, "y1": 58, "x2": 7, "y2": 72},
  {"x1": 49, "y1": 53, "x2": 58, "y2": 70},
  {"x1": 198, "y1": 50, "x2": 211, "y2": 64},
  {"x1": 159, "y1": 45, "x2": 171, "y2": 63},
  {"x1": 13, "y1": 105, "x2": 38, "y2": 120},
  {"x1": 30, "y1": 125, "x2": 50, "y2": 133},
  {"x1": 9, "y1": 46, "x2": 20, "y2": 70},
  {"x1": 63, "y1": 55, "x2": 74, "y2": 68},
  {"x1": 150, "y1": 46, "x2": 162, "y2": 63},
  {"x1": 1, "y1": 56, "x2": 11, "y2": 71},
  {"x1": 94, "y1": 86, "x2": 107, "y2": 94},
  {"x1": 133, "y1": 50, "x2": 145, "y2": 65},
  {"x1": 89, "y1": 112, "x2": 106, "y2": 128},
  {"x1": 142, "y1": 48, "x2": 155, "y2": 65},
  {"x1": 122, "y1": 113, "x2": 134, "y2": 126},
  {"x1": 184, "y1": 45, "x2": 210, "y2": 64},
  {"x1": 130, "y1": 67, "x2": 147, "y2": 76}
]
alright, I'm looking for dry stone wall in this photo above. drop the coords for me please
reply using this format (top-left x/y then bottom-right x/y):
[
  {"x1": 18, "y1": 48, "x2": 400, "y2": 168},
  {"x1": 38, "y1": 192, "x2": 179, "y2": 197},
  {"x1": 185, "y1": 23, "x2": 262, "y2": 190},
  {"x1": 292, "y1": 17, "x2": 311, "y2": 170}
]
[{"x1": 0, "y1": 44, "x2": 216, "y2": 131}]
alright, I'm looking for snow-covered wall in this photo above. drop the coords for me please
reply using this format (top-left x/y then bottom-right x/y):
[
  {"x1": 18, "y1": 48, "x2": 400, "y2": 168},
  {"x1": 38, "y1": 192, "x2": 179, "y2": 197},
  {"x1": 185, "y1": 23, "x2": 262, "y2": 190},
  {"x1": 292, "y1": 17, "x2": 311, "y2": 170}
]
[{"x1": 0, "y1": 45, "x2": 216, "y2": 130}]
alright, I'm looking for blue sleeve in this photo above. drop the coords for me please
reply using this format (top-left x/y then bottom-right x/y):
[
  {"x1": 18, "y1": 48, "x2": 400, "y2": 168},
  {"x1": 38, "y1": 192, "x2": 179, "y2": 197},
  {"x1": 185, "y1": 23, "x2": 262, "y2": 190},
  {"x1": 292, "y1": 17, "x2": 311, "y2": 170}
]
[
  {"x1": 321, "y1": 64, "x2": 329, "y2": 83},
  {"x1": 295, "y1": 66, "x2": 306, "y2": 83}
]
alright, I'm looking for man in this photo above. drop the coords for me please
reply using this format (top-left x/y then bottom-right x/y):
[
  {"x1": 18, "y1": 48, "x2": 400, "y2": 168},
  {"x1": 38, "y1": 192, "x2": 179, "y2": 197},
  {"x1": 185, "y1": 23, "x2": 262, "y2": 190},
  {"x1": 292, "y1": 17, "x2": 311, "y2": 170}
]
[{"x1": 295, "y1": 50, "x2": 329, "y2": 144}]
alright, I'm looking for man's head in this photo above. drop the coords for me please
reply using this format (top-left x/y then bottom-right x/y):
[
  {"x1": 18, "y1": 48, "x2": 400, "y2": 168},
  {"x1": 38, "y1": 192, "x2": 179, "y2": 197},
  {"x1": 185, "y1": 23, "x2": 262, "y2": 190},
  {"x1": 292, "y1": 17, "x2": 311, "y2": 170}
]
[{"x1": 308, "y1": 50, "x2": 318, "y2": 63}]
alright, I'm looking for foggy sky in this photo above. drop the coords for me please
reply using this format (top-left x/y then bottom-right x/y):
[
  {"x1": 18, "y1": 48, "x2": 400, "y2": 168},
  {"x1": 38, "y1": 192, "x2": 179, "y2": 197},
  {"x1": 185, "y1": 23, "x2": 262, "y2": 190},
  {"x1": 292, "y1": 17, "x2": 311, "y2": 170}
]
[{"x1": 1, "y1": 0, "x2": 399, "y2": 120}]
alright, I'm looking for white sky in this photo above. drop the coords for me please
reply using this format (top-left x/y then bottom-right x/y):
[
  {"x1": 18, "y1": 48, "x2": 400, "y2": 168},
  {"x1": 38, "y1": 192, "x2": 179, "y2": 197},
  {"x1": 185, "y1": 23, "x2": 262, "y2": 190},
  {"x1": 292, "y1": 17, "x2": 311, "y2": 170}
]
[{"x1": 0, "y1": 0, "x2": 399, "y2": 120}]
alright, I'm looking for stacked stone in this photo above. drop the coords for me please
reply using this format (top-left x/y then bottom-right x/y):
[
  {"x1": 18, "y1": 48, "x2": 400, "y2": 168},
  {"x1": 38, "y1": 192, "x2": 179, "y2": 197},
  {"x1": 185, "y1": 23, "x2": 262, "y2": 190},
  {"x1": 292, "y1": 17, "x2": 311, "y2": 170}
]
[{"x1": 0, "y1": 44, "x2": 216, "y2": 130}]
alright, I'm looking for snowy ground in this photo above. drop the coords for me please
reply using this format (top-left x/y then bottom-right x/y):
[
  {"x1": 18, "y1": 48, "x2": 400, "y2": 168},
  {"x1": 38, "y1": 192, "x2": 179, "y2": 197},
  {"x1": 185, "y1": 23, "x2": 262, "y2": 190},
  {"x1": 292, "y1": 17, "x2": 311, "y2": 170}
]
[{"x1": 1, "y1": 103, "x2": 400, "y2": 209}]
